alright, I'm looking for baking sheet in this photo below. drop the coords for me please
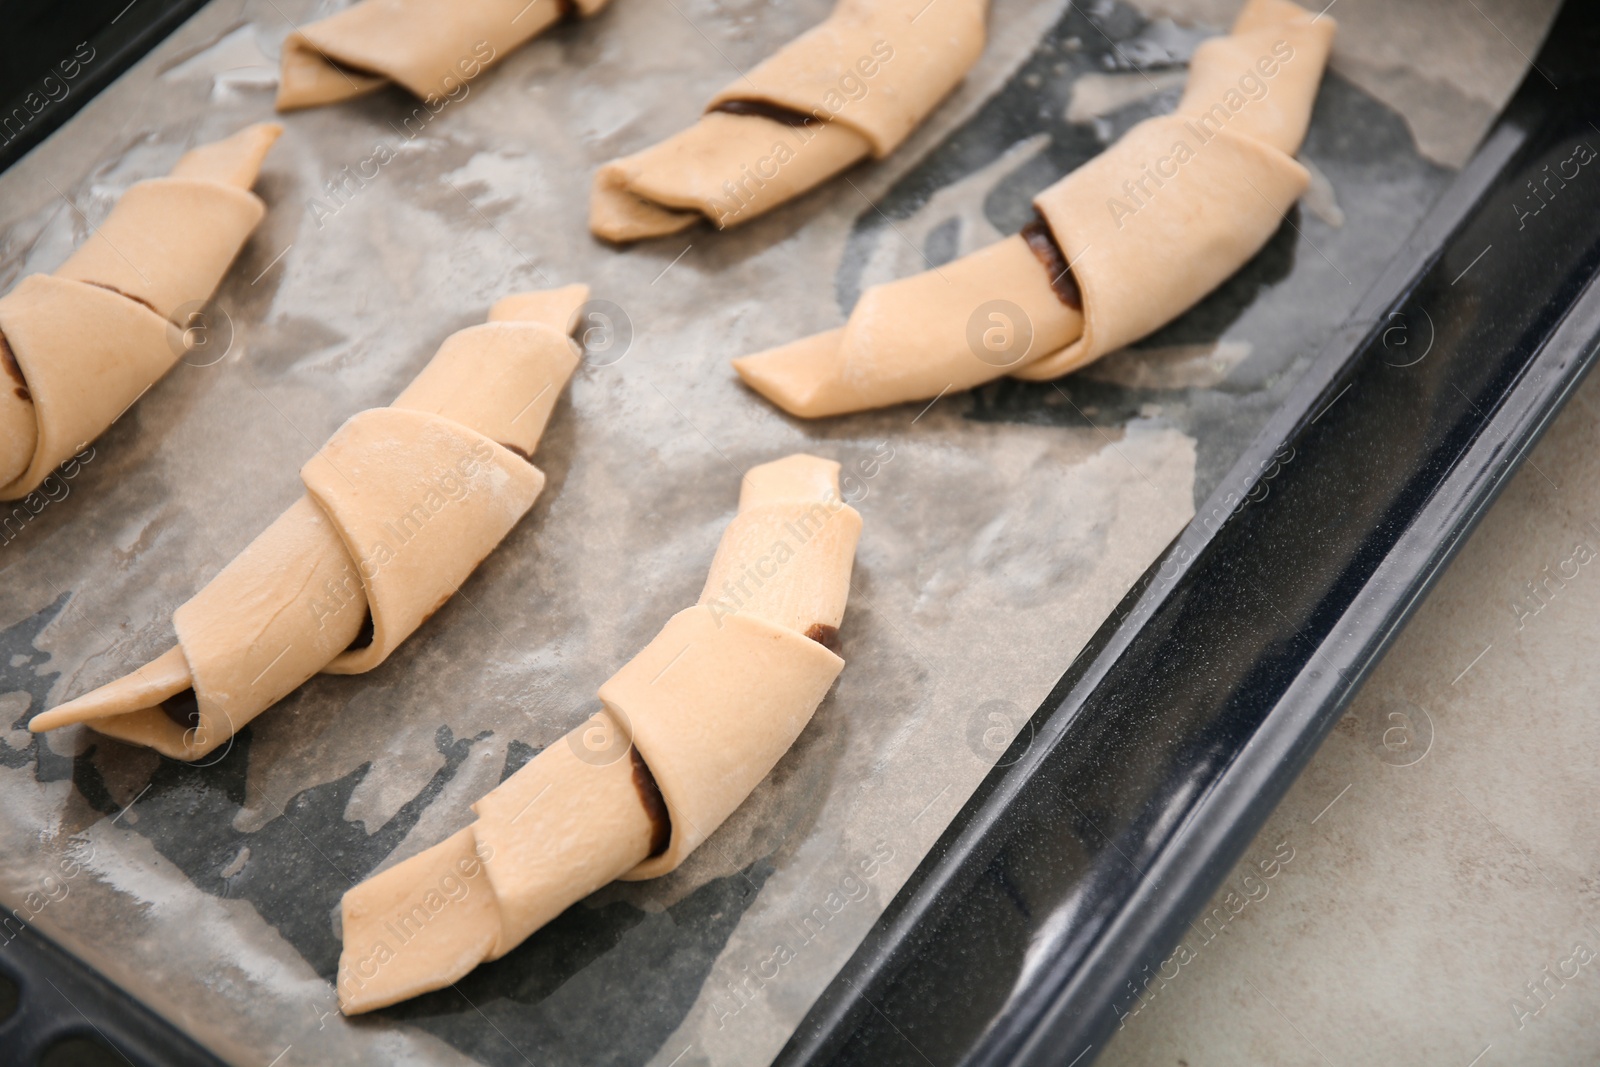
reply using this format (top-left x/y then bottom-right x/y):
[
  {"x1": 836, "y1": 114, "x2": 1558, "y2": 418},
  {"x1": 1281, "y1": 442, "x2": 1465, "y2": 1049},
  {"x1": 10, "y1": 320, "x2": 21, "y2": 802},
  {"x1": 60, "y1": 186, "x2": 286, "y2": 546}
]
[{"x1": 0, "y1": 0, "x2": 1504, "y2": 1063}]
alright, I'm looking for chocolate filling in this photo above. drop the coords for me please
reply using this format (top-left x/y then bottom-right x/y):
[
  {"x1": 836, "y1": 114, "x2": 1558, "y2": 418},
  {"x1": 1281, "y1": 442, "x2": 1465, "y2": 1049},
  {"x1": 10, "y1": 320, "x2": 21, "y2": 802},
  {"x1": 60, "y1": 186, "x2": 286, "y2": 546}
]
[
  {"x1": 84, "y1": 280, "x2": 159, "y2": 316},
  {"x1": 711, "y1": 99, "x2": 820, "y2": 128},
  {"x1": 630, "y1": 746, "x2": 671, "y2": 858},
  {"x1": 346, "y1": 612, "x2": 375, "y2": 651},
  {"x1": 160, "y1": 689, "x2": 202, "y2": 731},
  {"x1": 1020, "y1": 216, "x2": 1083, "y2": 310},
  {"x1": 804, "y1": 623, "x2": 840, "y2": 653},
  {"x1": 0, "y1": 332, "x2": 29, "y2": 402}
]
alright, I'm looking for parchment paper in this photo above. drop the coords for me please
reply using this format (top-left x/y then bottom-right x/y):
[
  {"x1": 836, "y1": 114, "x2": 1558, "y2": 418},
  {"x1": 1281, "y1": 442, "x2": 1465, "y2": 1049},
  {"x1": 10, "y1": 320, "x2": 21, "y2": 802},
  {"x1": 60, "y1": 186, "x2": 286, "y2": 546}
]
[
  {"x1": 1132, "y1": 0, "x2": 1562, "y2": 166},
  {"x1": 0, "y1": 0, "x2": 1497, "y2": 1063}
]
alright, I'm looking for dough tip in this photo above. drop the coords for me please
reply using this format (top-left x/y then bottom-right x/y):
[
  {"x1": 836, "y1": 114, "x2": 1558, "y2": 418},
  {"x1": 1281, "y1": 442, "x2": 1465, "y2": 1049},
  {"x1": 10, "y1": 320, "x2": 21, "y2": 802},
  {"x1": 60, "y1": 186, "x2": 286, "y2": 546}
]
[
  {"x1": 588, "y1": 167, "x2": 699, "y2": 244},
  {"x1": 27, "y1": 693, "x2": 127, "y2": 734},
  {"x1": 488, "y1": 284, "x2": 592, "y2": 334},
  {"x1": 731, "y1": 329, "x2": 849, "y2": 419},
  {"x1": 26, "y1": 710, "x2": 61, "y2": 733},
  {"x1": 336, "y1": 828, "x2": 500, "y2": 1013},
  {"x1": 1234, "y1": 0, "x2": 1330, "y2": 33},
  {"x1": 169, "y1": 121, "x2": 286, "y2": 189},
  {"x1": 29, "y1": 645, "x2": 193, "y2": 733},
  {"x1": 739, "y1": 454, "x2": 842, "y2": 508}
]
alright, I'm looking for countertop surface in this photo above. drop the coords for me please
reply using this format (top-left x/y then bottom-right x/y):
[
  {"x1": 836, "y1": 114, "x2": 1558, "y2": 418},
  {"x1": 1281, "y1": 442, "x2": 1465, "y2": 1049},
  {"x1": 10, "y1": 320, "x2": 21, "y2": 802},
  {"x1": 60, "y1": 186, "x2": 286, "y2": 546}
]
[{"x1": 1101, "y1": 358, "x2": 1600, "y2": 1066}]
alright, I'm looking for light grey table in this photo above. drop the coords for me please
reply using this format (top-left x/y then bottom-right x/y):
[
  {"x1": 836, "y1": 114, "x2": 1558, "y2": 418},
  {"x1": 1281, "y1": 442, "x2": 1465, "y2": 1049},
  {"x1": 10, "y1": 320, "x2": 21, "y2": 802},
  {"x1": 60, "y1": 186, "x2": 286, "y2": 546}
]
[{"x1": 1101, "y1": 368, "x2": 1600, "y2": 1066}]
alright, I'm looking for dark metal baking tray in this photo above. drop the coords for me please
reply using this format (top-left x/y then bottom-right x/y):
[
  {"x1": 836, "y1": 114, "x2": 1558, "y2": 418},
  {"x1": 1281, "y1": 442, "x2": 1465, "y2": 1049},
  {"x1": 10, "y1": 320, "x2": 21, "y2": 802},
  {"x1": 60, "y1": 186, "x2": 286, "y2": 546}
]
[
  {"x1": 0, "y1": 923, "x2": 222, "y2": 1067},
  {"x1": 0, "y1": 0, "x2": 210, "y2": 174},
  {"x1": 776, "y1": 2, "x2": 1600, "y2": 1063},
  {"x1": 3, "y1": 1, "x2": 1598, "y2": 1066},
  {"x1": 2, "y1": 6, "x2": 224, "y2": 1064}
]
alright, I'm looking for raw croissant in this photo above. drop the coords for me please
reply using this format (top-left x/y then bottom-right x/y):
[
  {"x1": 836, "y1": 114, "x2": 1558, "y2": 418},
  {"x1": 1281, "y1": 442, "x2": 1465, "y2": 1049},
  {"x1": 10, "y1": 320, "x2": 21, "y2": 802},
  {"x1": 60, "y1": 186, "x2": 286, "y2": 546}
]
[
  {"x1": 734, "y1": 0, "x2": 1335, "y2": 416},
  {"x1": 277, "y1": 0, "x2": 613, "y2": 111},
  {"x1": 337, "y1": 452, "x2": 861, "y2": 1013},
  {"x1": 590, "y1": 0, "x2": 989, "y2": 242},
  {"x1": 29, "y1": 286, "x2": 589, "y2": 760},
  {"x1": 0, "y1": 123, "x2": 281, "y2": 499}
]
